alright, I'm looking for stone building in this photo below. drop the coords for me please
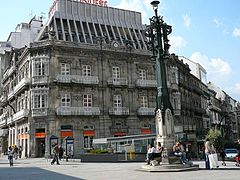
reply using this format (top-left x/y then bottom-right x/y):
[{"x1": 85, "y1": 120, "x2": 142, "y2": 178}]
[
  {"x1": 1, "y1": 0, "x2": 232, "y2": 158},
  {"x1": 1, "y1": 0, "x2": 159, "y2": 157}
]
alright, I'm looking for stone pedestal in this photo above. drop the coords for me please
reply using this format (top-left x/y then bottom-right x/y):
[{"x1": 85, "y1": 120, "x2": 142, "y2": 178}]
[{"x1": 139, "y1": 108, "x2": 199, "y2": 172}]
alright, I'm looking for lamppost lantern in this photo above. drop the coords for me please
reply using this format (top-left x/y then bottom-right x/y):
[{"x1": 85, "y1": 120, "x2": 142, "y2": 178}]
[{"x1": 151, "y1": 1, "x2": 160, "y2": 12}]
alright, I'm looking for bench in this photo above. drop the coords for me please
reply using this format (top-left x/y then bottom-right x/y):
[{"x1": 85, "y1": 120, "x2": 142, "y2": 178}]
[{"x1": 149, "y1": 153, "x2": 162, "y2": 166}]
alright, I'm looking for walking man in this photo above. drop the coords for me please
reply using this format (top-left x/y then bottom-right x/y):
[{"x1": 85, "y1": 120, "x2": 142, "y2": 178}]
[
  {"x1": 8, "y1": 146, "x2": 13, "y2": 167},
  {"x1": 51, "y1": 144, "x2": 60, "y2": 165}
]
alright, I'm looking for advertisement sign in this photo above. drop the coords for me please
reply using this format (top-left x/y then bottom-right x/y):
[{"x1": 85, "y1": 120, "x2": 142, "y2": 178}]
[{"x1": 66, "y1": 140, "x2": 74, "y2": 156}]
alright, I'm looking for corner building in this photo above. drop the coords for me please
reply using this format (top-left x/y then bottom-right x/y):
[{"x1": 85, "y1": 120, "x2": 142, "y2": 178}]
[{"x1": 4, "y1": 0, "x2": 161, "y2": 157}]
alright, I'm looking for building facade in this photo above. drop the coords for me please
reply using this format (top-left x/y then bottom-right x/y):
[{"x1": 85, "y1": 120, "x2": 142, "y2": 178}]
[{"x1": 0, "y1": 0, "x2": 239, "y2": 158}]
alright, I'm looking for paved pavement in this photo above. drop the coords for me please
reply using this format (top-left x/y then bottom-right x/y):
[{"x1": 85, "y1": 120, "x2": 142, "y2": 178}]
[{"x1": 0, "y1": 156, "x2": 240, "y2": 180}]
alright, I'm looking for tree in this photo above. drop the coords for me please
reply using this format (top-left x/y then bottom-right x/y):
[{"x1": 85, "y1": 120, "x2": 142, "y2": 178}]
[{"x1": 207, "y1": 128, "x2": 223, "y2": 151}]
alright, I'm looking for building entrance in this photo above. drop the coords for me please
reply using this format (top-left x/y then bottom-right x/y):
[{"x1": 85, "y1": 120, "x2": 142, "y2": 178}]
[{"x1": 36, "y1": 138, "x2": 45, "y2": 157}]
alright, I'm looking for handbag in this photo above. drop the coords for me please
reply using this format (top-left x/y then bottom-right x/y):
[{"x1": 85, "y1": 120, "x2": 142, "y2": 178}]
[{"x1": 209, "y1": 153, "x2": 218, "y2": 169}]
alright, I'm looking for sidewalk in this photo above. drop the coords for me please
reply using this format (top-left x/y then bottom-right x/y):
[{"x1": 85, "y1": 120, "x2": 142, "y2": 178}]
[
  {"x1": 1, "y1": 155, "x2": 238, "y2": 169},
  {"x1": 0, "y1": 157, "x2": 239, "y2": 180}
]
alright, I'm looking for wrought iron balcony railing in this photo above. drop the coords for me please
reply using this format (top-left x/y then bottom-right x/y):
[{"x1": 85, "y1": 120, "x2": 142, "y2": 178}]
[
  {"x1": 136, "y1": 79, "x2": 157, "y2": 88},
  {"x1": 55, "y1": 75, "x2": 99, "y2": 85},
  {"x1": 137, "y1": 107, "x2": 155, "y2": 116},
  {"x1": 107, "y1": 78, "x2": 128, "y2": 86},
  {"x1": 56, "y1": 106, "x2": 100, "y2": 116},
  {"x1": 109, "y1": 107, "x2": 130, "y2": 115}
]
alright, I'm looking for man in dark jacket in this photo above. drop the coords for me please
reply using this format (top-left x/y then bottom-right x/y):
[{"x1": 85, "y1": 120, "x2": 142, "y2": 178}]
[{"x1": 51, "y1": 144, "x2": 60, "y2": 165}]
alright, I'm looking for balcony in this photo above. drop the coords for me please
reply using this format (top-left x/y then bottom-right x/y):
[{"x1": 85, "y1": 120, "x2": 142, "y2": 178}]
[
  {"x1": 2, "y1": 66, "x2": 16, "y2": 81},
  {"x1": 7, "y1": 116, "x2": 13, "y2": 125},
  {"x1": 2, "y1": 69, "x2": 9, "y2": 81},
  {"x1": 137, "y1": 107, "x2": 155, "y2": 116},
  {"x1": 32, "y1": 76, "x2": 48, "y2": 85},
  {"x1": 14, "y1": 77, "x2": 30, "y2": 94},
  {"x1": 32, "y1": 108, "x2": 48, "y2": 117},
  {"x1": 136, "y1": 79, "x2": 157, "y2": 88},
  {"x1": 0, "y1": 113, "x2": 7, "y2": 127},
  {"x1": 56, "y1": 106, "x2": 100, "y2": 116},
  {"x1": 7, "y1": 90, "x2": 15, "y2": 100},
  {"x1": 0, "y1": 95, "x2": 7, "y2": 104},
  {"x1": 12, "y1": 109, "x2": 29, "y2": 122},
  {"x1": 55, "y1": 75, "x2": 99, "y2": 85},
  {"x1": 107, "y1": 78, "x2": 128, "y2": 86},
  {"x1": 8, "y1": 65, "x2": 16, "y2": 76},
  {"x1": 109, "y1": 107, "x2": 129, "y2": 116},
  {"x1": 208, "y1": 105, "x2": 221, "y2": 112}
]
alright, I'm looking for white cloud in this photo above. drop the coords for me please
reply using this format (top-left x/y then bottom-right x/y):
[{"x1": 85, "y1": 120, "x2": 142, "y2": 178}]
[
  {"x1": 213, "y1": 18, "x2": 224, "y2": 28},
  {"x1": 226, "y1": 83, "x2": 240, "y2": 99},
  {"x1": 213, "y1": 18, "x2": 229, "y2": 34},
  {"x1": 169, "y1": 35, "x2": 187, "y2": 53},
  {"x1": 114, "y1": 0, "x2": 166, "y2": 24},
  {"x1": 232, "y1": 83, "x2": 240, "y2": 93},
  {"x1": 183, "y1": 14, "x2": 191, "y2": 30},
  {"x1": 233, "y1": 27, "x2": 240, "y2": 38},
  {"x1": 189, "y1": 52, "x2": 231, "y2": 83},
  {"x1": 114, "y1": 0, "x2": 149, "y2": 23}
]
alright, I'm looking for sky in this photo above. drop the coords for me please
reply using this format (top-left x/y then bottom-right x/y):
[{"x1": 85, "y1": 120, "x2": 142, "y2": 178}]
[{"x1": 0, "y1": 0, "x2": 240, "y2": 101}]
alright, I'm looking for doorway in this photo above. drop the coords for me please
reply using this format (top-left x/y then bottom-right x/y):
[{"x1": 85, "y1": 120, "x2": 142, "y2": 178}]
[{"x1": 36, "y1": 138, "x2": 45, "y2": 157}]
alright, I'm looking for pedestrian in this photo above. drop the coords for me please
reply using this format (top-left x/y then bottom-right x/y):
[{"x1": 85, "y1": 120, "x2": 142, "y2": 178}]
[
  {"x1": 51, "y1": 144, "x2": 60, "y2": 165},
  {"x1": 13, "y1": 145, "x2": 19, "y2": 160},
  {"x1": 8, "y1": 146, "x2": 13, "y2": 167},
  {"x1": 204, "y1": 138, "x2": 211, "y2": 170},
  {"x1": 145, "y1": 144, "x2": 155, "y2": 165},
  {"x1": 220, "y1": 148, "x2": 226, "y2": 166},
  {"x1": 58, "y1": 146, "x2": 63, "y2": 161},
  {"x1": 18, "y1": 146, "x2": 22, "y2": 159},
  {"x1": 173, "y1": 142, "x2": 190, "y2": 165}
]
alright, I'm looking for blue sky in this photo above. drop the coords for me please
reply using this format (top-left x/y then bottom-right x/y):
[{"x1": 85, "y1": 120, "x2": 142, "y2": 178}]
[{"x1": 0, "y1": 0, "x2": 240, "y2": 101}]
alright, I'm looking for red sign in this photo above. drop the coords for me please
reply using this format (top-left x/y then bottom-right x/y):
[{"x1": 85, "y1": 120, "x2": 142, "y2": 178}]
[
  {"x1": 61, "y1": 131, "x2": 73, "y2": 138},
  {"x1": 49, "y1": 0, "x2": 108, "y2": 17},
  {"x1": 141, "y1": 129, "x2": 152, "y2": 134},
  {"x1": 77, "y1": 0, "x2": 108, "y2": 7},
  {"x1": 83, "y1": 130, "x2": 95, "y2": 136},
  {"x1": 35, "y1": 132, "x2": 46, "y2": 138}
]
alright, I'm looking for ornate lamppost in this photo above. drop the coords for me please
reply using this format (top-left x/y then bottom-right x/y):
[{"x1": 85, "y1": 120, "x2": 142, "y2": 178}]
[{"x1": 146, "y1": 0, "x2": 175, "y2": 163}]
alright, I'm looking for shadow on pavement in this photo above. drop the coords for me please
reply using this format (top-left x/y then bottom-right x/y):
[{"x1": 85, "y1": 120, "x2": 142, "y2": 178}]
[
  {"x1": 199, "y1": 167, "x2": 240, "y2": 171},
  {"x1": 0, "y1": 167, "x2": 85, "y2": 180}
]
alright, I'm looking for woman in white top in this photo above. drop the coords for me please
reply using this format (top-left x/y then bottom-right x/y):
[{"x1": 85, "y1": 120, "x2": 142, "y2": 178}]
[{"x1": 146, "y1": 144, "x2": 155, "y2": 164}]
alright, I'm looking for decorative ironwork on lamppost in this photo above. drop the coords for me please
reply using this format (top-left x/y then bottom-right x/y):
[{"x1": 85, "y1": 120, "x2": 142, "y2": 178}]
[{"x1": 146, "y1": 0, "x2": 175, "y2": 163}]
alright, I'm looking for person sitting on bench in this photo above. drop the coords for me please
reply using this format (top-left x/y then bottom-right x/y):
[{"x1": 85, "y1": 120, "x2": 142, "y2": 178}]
[
  {"x1": 173, "y1": 142, "x2": 188, "y2": 164},
  {"x1": 146, "y1": 144, "x2": 155, "y2": 164}
]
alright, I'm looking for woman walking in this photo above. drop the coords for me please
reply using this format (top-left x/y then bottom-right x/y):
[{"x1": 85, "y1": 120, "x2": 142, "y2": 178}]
[{"x1": 8, "y1": 146, "x2": 13, "y2": 167}]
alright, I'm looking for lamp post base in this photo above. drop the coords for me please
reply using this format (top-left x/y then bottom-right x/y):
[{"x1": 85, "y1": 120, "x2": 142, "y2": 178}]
[{"x1": 139, "y1": 163, "x2": 199, "y2": 172}]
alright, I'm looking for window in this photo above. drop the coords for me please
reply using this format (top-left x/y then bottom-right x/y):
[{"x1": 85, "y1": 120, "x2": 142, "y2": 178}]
[
  {"x1": 139, "y1": 69, "x2": 146, "y2": 80},
  {"x1": 82, "y1": 65, "x2": 91, "y2": 76},
  {"x1": 61, "y1": 63, "x2": 70, "y2": 75},
  {"x1": 112, "y1": 66, "x2": 120, "y2": 79},
  {"x1": 61, "y1": 94, "x2": 71, "y2": 107},
  {"x1": 140, "y1": 96, "x2": 148, "y2": 108},
  {"x1": 83, "y1": 94, "x2": 92, "y2": 107},
  {"x1": 33, "y1": 59, "x2": 48, "y2": 76},
  {"x1": 84, "y1": 136, "x2": 93, "y2": 149},
  {"x1": 113, "y1": 95, "x2": 122, "y2": 107},
  {"x1": 33, "y1": 94, "x2": 48, "y2": 108}
]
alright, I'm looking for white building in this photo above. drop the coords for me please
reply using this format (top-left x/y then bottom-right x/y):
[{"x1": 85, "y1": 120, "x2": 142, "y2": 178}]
[
  {"x1": 179, "y1": 56, "x2": 207, "y2": 84},
  {"x1": 6, "y1": 17, "x2": 43, "y2": 49}
]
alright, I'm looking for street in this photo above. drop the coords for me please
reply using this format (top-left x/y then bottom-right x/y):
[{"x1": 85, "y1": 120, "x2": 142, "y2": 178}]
[{"x1": 0, "y1": 156, "x2": 240, "y2": 180}]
